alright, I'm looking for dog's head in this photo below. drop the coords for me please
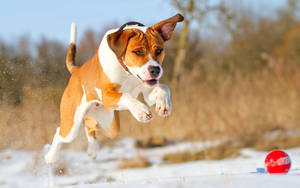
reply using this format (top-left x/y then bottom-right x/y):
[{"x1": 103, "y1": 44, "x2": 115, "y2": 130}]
[{"x1": 107, "y1": 14, "x2": 184, "y2": 87}]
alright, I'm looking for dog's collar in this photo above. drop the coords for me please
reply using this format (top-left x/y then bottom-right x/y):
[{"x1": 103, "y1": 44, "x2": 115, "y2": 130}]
[
  {"x1": 117, "y1": 58, "x2": 144, "y2": 83},
  {"x1": 118, "y1": 58, "x2": 130, "y2": 74}
]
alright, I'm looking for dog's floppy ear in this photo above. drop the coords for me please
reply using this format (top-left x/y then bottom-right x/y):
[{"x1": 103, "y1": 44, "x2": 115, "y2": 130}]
[
  {"x1": 107, "y1": 29, "x2": 136, "y2": 59},
  {"x1": 151, "y1": 14, "x2": 184, "y2": 41}
]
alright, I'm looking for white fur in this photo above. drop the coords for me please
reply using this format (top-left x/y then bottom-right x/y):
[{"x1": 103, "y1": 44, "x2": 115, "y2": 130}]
[
  {"x1": 84, "y1": 127, "x2": 99, "y2": 159},
  {"x1": 70, "y1": 22, "x2": 77, "y2": 44},
  {"x1": 44, "y1": 127, "x2": 62, "y2": 164},
  {"x1": 95, "y1": 88, "x2": 102, "y2": 100},
  {"x1": 128, "y1": 55, "x2": 163, "y2": 82},
  {"x1": 146, "y1": 84, "x2": 171, "y2": 117},
  {"x1": 118, "y1": 93, "x2": 152, "y2": 122},
  {"x1": 98, "y1": 29, "x2": 129, "y2": 85},
  {"x1": 85, "y1": 104, "x2": 114, "y2": 131}
]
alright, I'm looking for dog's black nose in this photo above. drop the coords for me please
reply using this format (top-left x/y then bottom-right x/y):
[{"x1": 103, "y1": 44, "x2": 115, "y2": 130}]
[{"x1": 148, "y1": 66, "x2": 161, "y2": 78}]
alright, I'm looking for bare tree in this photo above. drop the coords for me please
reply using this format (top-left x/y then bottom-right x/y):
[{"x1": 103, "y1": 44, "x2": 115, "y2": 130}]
[
  {"x1": 172, "y1": 0, "x2": 210, "y2": 83},
  {"x1": 171, "y1": 0, "x2": 229, "y2": 83}
]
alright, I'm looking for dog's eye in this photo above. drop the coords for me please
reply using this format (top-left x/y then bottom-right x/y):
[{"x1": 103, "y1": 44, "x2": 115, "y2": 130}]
[
  {"x1": 133, "y1": 50, "x2": 143, "y2": 56},
  {"x1": 155, "y1": 48, "x2": 163, "y2": 56}
]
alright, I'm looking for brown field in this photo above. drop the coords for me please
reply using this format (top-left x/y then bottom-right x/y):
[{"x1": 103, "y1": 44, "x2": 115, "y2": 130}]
[{"x1": 1, "y1": 57, "x2": 299, "y2": 151}]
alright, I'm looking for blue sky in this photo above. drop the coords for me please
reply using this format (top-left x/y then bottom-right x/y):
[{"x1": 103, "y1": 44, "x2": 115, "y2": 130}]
[
  {"x1": 0, "y1": 0, "x2": 287, "y2": 44},
  {"x1": 0, "y1": 0, "x2": 177, "y2": 43}
]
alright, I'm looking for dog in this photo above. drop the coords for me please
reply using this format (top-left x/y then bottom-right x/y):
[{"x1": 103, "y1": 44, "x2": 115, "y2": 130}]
[{"x1": 45, "y1": 14, "x2": 184, "y2": 163}]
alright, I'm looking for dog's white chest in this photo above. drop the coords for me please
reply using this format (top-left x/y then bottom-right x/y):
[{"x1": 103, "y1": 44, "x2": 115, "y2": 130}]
[{"x1": 119, "y1": 75, "x2": 144, "y2": 98}]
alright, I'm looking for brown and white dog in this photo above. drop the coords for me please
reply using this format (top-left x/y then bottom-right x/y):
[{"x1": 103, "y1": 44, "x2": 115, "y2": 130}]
[{"x1": 45, "y1": 14, "x2": 184, "y2": 163}]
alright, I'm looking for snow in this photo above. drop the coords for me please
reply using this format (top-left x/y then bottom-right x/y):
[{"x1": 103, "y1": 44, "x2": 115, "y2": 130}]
[{"x1": 1, "y1": 139, "x2": 300, "y2": 188}]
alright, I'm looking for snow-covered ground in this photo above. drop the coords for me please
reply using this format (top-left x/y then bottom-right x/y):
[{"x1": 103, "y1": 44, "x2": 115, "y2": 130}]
[{"x1": 1, "y1": 138, "x2": 300, "y2": 188}]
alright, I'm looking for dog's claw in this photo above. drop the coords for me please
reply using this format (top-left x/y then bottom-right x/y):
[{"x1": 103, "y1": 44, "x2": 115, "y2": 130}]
[
  {"x1": 131, "y1": 102, "x2": 153, "y2": 123},
  {"x1": 146, "y1": 113, "x2": 152, "y2": 119}
]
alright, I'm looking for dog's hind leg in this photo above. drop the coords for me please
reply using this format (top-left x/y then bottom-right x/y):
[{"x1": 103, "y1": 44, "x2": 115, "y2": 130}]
[
  {"x1": 45, "y1": 79, "x2": 84, "y2": 164},
  {"x1": 45, "y1": 105, "x2": 86, "y2": 164},
  {"x1": 83, "y1": 110, "x2": 120, "y2": 158},
  {"x1": 83, "y1": 104, "x2": 120, "y2": 158},
  {"x1": 105, "y1": 111, "x2": 120, "y2": 139},
  {"x1": 85, "y1": 104, "x2": 120, "y2": 138},
  {"x1": 45, "y1": 113, "x2": 84, "y2": 164},
  {"x1": 84, "y1": 117, "x2": 99, "y2": 159},
  {"x1": 45, "y1": 127, "x2": 63, "y2": 164}
]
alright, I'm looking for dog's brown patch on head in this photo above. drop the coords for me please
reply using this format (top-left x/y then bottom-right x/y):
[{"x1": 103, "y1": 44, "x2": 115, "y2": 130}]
[
  {"x1": 145, "y1": 28, "x2": 165, "y2": 64},
  {"x1": 108, "y1": 28, "x2": 166, "y2": 68},
  {"x1": 124, "y1": 30, "x2": 150, "y2": 67},
  {"x1": 107, "y1": 29, "x2": 136, "y2": 59}
]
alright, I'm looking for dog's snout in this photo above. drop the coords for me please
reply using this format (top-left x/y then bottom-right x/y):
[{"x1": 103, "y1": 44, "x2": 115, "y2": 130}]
[{"x1": 148, "y1": 66, "x2": 161, "y2": 78}]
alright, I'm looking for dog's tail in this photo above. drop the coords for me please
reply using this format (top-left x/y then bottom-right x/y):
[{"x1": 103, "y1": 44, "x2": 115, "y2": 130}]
[{"x1": 66, "y1": 22, "x2": 77, "y2": 73}]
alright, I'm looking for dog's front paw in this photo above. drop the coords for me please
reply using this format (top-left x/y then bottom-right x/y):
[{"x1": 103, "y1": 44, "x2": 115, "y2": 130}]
[
  {"x1": 155, "y1": 93, "x2": 171, "y2": 117},
  {"x1": 150, "y1": 85, "x2": 171, "y2": 117},
  {"x1": 130, "y1": 102, "x2": 153, "y2": 123}
]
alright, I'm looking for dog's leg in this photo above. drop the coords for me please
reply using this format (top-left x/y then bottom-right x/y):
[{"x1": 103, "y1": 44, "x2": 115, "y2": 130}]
[
  {"x1": 101, "y1": 84, "x2": 152, "y2": 123},
  {"x1": 45, "y1": 118, "x2": 84, "y2": 164},
  {"x1": 45, "y1": 110, "x2": 85, "y2": 164},
  {"x1": 84, "y1": 117, "x2": 99, "y2": 159},
  {"x1": 85, "y1": 104, "x2": 120, "y2": 138},
  {"x1": 45, "y1": 81, "x2": 84, "y2": 164},
  {"x1": 143, "y1": 84, "x2": 171, "y2": 117},
  {"x1": 45, "y1": 127, "x2": 63, "y2": 164},
  {"x1": 117, "y1": 93, "x2": 153, "y2": 122},
  {"x1": 82, "y1": 103, "x2": 120, "y2": 159}
]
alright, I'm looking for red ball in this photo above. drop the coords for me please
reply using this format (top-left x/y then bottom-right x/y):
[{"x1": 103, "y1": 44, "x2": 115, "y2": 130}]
[{"x1": 265, "y1": 150, "x2": 291, "y2": 174}]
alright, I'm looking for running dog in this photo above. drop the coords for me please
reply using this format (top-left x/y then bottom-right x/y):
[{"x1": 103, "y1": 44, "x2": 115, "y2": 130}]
[{"x1": 45, "y1": 14, "x2": 184, "y2": 163}]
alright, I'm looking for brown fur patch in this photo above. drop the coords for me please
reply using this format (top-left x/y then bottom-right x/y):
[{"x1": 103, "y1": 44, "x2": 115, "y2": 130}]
[
  {"x1": 145, "y1": 28, "x2": 165, "y2": 63},
  {"x1": 59, "y1": 52, "x2": 122, "y2": 138},
  {"x1": 66, "y1": 43, "x2": 77, "y2": 73},
  {"x1": 107, "y1": 29, "x2": 136, "y2": 59},
  {"x1": 59, "y1": 71, "x2": 83, "y2": 137}
]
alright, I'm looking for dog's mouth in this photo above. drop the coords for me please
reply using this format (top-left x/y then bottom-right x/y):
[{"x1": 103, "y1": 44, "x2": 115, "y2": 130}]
[
  {"x1": 136, "y1": 75, "x2": 158, "y2": 87},
  {"x1": 144, "y1": 79, "x2": 158, "y2": 87}
]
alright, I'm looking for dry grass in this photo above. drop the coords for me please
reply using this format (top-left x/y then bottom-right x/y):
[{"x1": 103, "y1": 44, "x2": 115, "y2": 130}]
[
  {"x1": 163, "y1": 142, "x2": 241, "y2": 164},
  {"x1": 163, "y1": 134, "x2": 300, "y2": 164},
  {"x1": 250, "y1": 135, "x2": 300, "y2": 151},
  {"x1": 119, "y1": 59, "x2": 300, "y2": 144},
  {"x1": 0, "y1": 89, "x2": 59, "y2": 150},
  {"x1": 0, "y1": 57, "x2": 300, "y2": 151},
  {"x1": 135, "y1": 137, "x2": 171, "y2": 148},
  {"x1": 163, "y1": 132, "x2": 300, "y2": 164},
  {"x1": 118, "y1": 156, "x2": 151, "y2": 169}
]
